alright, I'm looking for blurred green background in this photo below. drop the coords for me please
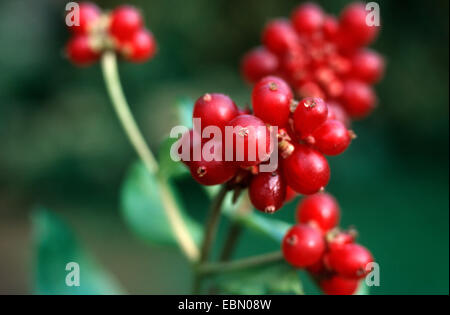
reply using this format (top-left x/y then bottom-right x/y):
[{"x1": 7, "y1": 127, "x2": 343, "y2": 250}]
[{"x1": 0, "y1": 0, "x2": 448, "y2": 294}]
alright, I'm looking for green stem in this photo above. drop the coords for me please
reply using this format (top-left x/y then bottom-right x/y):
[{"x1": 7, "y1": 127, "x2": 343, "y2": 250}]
[{"x1": 101, "y1": 51, "x2": 199, "y2": 262}]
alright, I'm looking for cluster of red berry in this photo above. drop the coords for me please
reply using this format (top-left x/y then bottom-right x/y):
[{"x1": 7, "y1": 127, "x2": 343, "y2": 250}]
[
  {"x1": 66, "y1": 2, "x2": 157, "y2": 66},
  {"x1": 241, "y1": 2, "x2": 384, "y2": 120},
  {"x1": 282, "y1": 192, "x2": 374, "y2": 295}
]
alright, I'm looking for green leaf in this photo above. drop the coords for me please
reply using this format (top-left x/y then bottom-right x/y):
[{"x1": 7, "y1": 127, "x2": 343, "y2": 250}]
[
  {"x1": 213, "y1": 262, "x2": 303, "y2": 295},
  {"x1": 32, "y1": 207, "x2": 124, "y2": 295},
  {"x1": 158, "y1": 136, "x2": 189, "y2": 179},
  {"x1": 235, "y1": 211, "x2": 291, "y2": 243},
  {"x1": 174, "y1": 97, "x2": 194, "y2": 128},
  {"x1": 355, "y1": 280, "x2": 371, "y2": 295},
  {"x1": 120, "y1": 161, "x2": 202, "y2": 246}
]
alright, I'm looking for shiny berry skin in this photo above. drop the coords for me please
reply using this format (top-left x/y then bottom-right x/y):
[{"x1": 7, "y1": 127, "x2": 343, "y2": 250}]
[
  {"x1": 282, "y1": 224, "x2": 325, "y2": 268},
  {"x1": 284, "y1": 186, "x2": 298, "y2": 203},
  {"x1": 68, "y1": 2, "x2": 101, "y2": 35},
  {"x1": 326, "y1": 243, "x2": 374, "y2": 279},
  {"x1": 293, "y1": 97, "x2": 328, "y2": 138},
  {"x1": 296, "y1": 192, "x2": 340, "y2": 233},
  {"x1": 351, "y1": 49, "x2": 385, "y2": 84},
  {"x1": 109, "y1": 5, "x2": 143, "y2": 41},
  {"x1": 226, "y1": 114, "x2": 273, "y2": 167},
  {"x1": 66, "y1": 35, "x2": 99, "y2": 66},
  {"x1": 341, "y1": 80, "x2": 376, "y2": 119},
  {"x1": 328, "y1": 232, "x2": 355, "y2": 252},
  {"x1": 311, "y1": 120, "x2": 352, "y2": 156},
  {"x1": 339, "y1": 2, "x2": 379, "y2": 47},
  {"x1": 241, "y1": 47, "x2": 279, "y2": 83},
  {"x1": 291, "y1": 3, "x2": 324, "y2": 35},
  {"x1": 322, "y1": 15, "x2": 339, "y2": 40},
  {"x1": 193, "y1": 93, "x2": 239, "y2": 132},
  {"x1": 121, "y1": 29, "x2": 157, "y2": 63},
  {"x1": 327, "y1": 102, "x2": 351, "y2": 128},
  {"x1": 189, "y1": 142, "x2": 237, "y2": 186},
  {"x1": 320, "y1": 275, "x2": 359, "y2": 295},
  {"x1": 249, "y1": 171, "x2": 286, "y2": 213},
  {"x1": 262, "y1": 19, "x2": 299, "y2": 55},
  {"x1": 282, "y1": 144, "x2": 330, "y2": 195},
  {"x1": 252, "y1": 76, "x2": 293, "y2": 127}
]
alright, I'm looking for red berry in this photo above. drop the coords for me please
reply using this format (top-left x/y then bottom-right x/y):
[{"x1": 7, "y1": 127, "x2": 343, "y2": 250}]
[
  {"x1": 66, "y1": 35, "x2": 99, "y2": 66},
  {"x1": 262, "y1": 19, "x2": 299, "y2": 55},
  {"x1": 109, "y1": 5, "x2": 143, "y2": 41},
  {"x1": 284, "y1": 185, "x2": 298, "y2": 203},
  {"x1": 293, "y1": 97, "x2": 328, "y2": 138},
  {"x1": 249, "y1": 171, "x2": 286, "y2": 213},
  {"x1": 322, "y1": 15, "x2": 339, "y2": 40},
  {"x1": 241, "y1": 47, "x2": 279, "y2": 83},
  {"x1": 121, "y1": 29, "x2": 157, "y2": 63},
  {"x1": 339, "y1": 2, "x2": 379, "y2": 47},
  {"x1": 282, "y1": 144, "x2": 330, "y2": 195},
  {"x1": 341, "y1": 80, "x2": 376, "y2": 119},
  {"x1": 67, "y1": 2, "x2": 101, "y2": 35},
  {"x1": 177, "y1": 129, "x2": 202, "y2": 166},
  {"x1": 327, "y1": 102, "x2": 351, "y2": 128},
  {"x1": 282, "y1": 224, "x2": 325, "y2": 268},
  {"x1": 351, "y1": 49, "x2": 385, "y2": 84},
  {"x1": 296, "y1": 192, "x2": 340, "y2": 233},
  {"x1": 328, "y1": 231, "x2": 355, "y2": 252},
  {"x1": 320, "y1": 275, "x2": 359, "y2": 295},
  {"x1": 189, "y1": 142, "x2": 237, "y2": 186},
  {"x1": 326, "y1": 243, "x2": 374, "y2": 279},
  {"x1": 252, "y1": 76, "x2": 293, "y2": 127},
  {"x1": 311, "y1": 120, "x2": 352, "y2": 156},
  {"x1": 291, "y1": 3, "x2": 324, "y2": 35},
  {"x1": 193, "y1": 93, "x2": 239, "y2": 133}
]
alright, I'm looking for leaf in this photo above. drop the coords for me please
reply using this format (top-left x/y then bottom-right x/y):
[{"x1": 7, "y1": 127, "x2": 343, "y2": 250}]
[
  {"x1": 158, "y1": 136, "x2": 189, "y2": 179},
  {"x1": 120, "y1": 161, "x2": 202, "y2": 246},
  {"x1": 236, "y1": 212, "x2": 291, "y2": 243},
  {"x1": 174, "y1": 97, "x2": 194, "y2": 128},
  {"x1": 355, "y1": 280, "x2": 371, "y2": 295},
  {"x1": 213, "y1": 262, "x2": 303, "y2": 295},
  {"x1": 32, "y1": 207, "x2": 124, "y2": 295}
]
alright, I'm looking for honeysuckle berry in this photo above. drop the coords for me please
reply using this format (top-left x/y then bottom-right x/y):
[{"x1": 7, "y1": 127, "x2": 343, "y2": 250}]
[
  {"x1": 193, "y1": 93, "x2": 239, "y2": 133},
  {"x1": 339, "y1": 2, "x2": 379, "y2": 47},
  {"x1": 282, "y1": 224, "x2": 325, "y2": 268},
  {"x1": 351, "y1": 49, "x2": 385, "y2": 84},
  {"x1": 293, "y1": 97, "x2": 328, "y2": 138},
  {"x1": 322, "y1": 15, "x2": 339, "y2": 40},
  {"x1": 120, "y1": 29, "x2": 157, "y2": 63},
  {"x1": 249, "y1": 170, "x2": 286, "y2": 213},
  {"x1": 296, "y1": 192, "x2": 340, "y2": 233},
  {"x1": 327, "y1": 231, "x2": 356, "y2": 252},
  {"x1": 291, "y1": 3, "x2": 324, "y2": 36},
  {"x1": 284, "y1": 185, "x2": 298, "y2": 203},
  {"x1": 109, "y1": 5, "x2": 143, "y2": 41},
  {"x1": 68, "y1": 2, "x2": 101, "y2": 35},
  {"x1": 325, "y1": 243, "x2": 374, "y2": 279},
  {"x1": 65, "y1": 35, "x2": 100, "y2": 66},
  {"x1": 311, "y1": 120, "x2": 353, "y2": 156},
  {"x1": 326, "y1": 102, "x2": 351, "y2": 128},
  {"x1": 262, "y1": 19, "x2": 299, "y2": 55},
  {"x1": 282, "y1": 144, "x2": 330, "y2": 195},
  {"x1": 241, "y1": 47, "x2": 279, "y2": 84},
  {"x1": 252, "y1": 76, "x2": 293, "y2": 127},
  {"x1": 341, "y1": 80, "x2": 376, "y2": 119},
  {"x1": 320, "y1": 275, "x2": 359, "y2": 295},
  {"x1": 177, "y1": 129, "x2": 203, "y2": 166}
]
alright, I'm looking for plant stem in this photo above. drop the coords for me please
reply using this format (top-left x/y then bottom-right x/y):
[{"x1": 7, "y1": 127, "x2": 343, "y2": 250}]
[
  {"x1": 219, "y1": 223, "x2": 243, "y2": 261},
  {"x1": 198, "y1": 251, "x2": 284, "y2": 276},
  {"x1": 100, "y1": 51, "x2": 199, "y2": 262}
]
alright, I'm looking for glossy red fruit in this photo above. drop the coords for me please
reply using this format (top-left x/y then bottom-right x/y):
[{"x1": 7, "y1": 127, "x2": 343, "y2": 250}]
[
  {"x1": 326, "y1": 243, "x2": 374, "y2": 279},
  {"x1": 291, "y1": 3, "x2": 324, "y2": 35},
  {"x1": 327, "y1": 102, "x2": 351, "y2": 128},
  {"x1": 282, "y1": 144, "x2": 330, "y2": 195},
  {"x1": 341, "y1": 80, "x2": 376, "y2": 119},
  {"x1": 296, "y1": 192, "x2": 340, "y2": 233},
  {"x1": 293, "y1": 97, "x2": 328, "y2": 138},
  {"x1": 109, "y1": 5, "x2": 143, "y2": 41},
  {"x1": 189, "y1": 142, "x2": 238, "y2": 186},
  {"x1": 311, "y1": 120, "x2": 352, "y2": 156},
  {"x1": 284, "y1": 186, "x2": 298, "y2": 203},
  {"x1": 296, "y1": 82, "x2": 325, "y2": 99},
  {"x1": 320, "y1": 275, "x2": 359, "y2": 295},
  {"x1": 177, "y1": 129, "x2": 202, "y2": 166},
  {"x1": 351, "y1": 49, "x2": 385, "y2": 84},
  {"x1": 225, "y1": 115, "x2": 273, "y2": 167},
  {"x1": 66, "y1": 35, "x2": 99, "y2": 66},
  {"x1": 121, "y1": 29, "x2": 157, "y2": 63},
  {"x1": 249, "y1": 171, "x2": 287, "y2": 213},
  {"x1": 323, "y1": 15, "x2": 339, "y2": 40},
  {"x1": 241, "y1": 47, "x2": 279, "y2": 83},
  {"x1": 68, "y1": 2, "x2": 101, "y2": 35},
  {"x1": 262, "y1": 19, "x2": 299, "y2": 55},
  {"x1": 328, "y1": 231, "x2": 355, "y2": 252},
  {"x1": 193, "y1": 93, "x2": 239, "y2": 133},
  {"x1": 252, "y1": 76, "x2": 293, "y2": 127},
  {"x1": 282, "y1": 224, "x2": 326, "y2": 268},
  {"x1": 339, "y1": 2, "x2": 379, "y2": 47}
]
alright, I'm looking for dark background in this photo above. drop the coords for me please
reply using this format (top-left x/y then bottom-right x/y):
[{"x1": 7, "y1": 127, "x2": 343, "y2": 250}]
[{"x1": 0, "y1": 0, "x2": 448, "y2": 294}]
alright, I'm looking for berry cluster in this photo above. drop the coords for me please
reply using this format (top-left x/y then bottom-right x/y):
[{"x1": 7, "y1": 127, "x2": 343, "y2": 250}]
[
  {"x1": 241, "y1": 2, "x2": 384, "y2": 120},
  {"x1": 282, "y1": 192, "x2": 374, "y2": 295},
  {"x1": 65, "y1": 2, "x2": 157, "y2": 66}
]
